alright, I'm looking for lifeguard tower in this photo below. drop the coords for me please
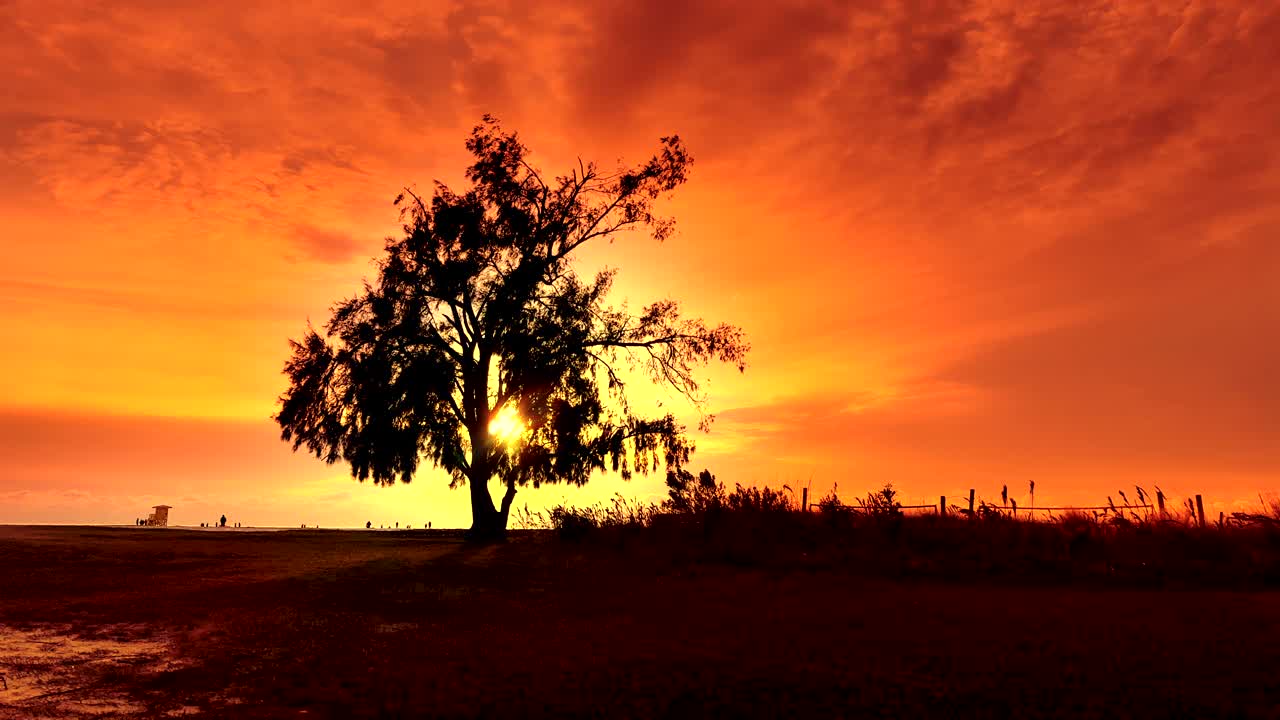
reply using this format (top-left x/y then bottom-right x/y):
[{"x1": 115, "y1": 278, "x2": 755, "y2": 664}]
[{"x1": 146, "y1": 505, "x2": 172, "y2": 527}]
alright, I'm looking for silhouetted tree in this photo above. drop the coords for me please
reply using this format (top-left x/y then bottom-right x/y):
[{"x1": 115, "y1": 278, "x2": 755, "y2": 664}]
[{"x1": 275, "y1": 117, "x2": 748, "y2": 540}]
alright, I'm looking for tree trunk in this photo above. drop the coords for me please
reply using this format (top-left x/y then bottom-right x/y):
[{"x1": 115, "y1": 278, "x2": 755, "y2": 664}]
[
  {"x1": 465, "y1": 429, "x2": 510, "y2": 541},
  {"x1": 462, "y1": 361, "x2": 519, "y2": 541},
  {"x1": 466, "y1": 476, "x2": 518, "y2": 542}
]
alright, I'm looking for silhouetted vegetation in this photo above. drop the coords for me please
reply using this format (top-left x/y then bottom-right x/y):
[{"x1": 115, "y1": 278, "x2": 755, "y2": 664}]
[
  {"x1": 517, "y1": 481, "x2": 1280, "y2": 588},
  {"x1": 662, "y1": 468, "x2": 795, "y2": 514},
  {"x1": 275, "y1": 117, "x2": 748, "y2": 540}
]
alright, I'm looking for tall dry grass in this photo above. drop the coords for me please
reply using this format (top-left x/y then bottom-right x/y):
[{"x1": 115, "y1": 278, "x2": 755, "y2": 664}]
[{"x1": 518, "y1": 476, "x2": 1280, "y2": 587}]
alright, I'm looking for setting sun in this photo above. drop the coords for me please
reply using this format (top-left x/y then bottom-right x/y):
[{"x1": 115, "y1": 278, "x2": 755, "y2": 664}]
[{"x1": 488, "y1": 405, "x2": 526, "y2": 444}]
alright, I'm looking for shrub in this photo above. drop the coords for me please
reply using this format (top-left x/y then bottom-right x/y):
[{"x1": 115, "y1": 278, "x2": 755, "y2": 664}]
[
  {"x1": 860, "y1": 483, "x2": 902, "y2": 516},
  {"x1": 726, "y1": 483, "x2": 795, "y2": 513},
  {"x1": 663, "y1": 468, "x2": 727, "y2": 514}
]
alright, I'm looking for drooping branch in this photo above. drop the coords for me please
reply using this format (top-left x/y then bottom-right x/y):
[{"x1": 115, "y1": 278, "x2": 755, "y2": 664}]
[{"x1": 582, "y1": 301, "x2": 749, "y2": 407}]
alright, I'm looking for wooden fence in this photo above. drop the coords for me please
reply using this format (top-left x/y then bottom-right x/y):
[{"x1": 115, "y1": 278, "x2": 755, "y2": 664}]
[{"x1": 799, "y1": 488, "x2": 1214, "y2": 528}]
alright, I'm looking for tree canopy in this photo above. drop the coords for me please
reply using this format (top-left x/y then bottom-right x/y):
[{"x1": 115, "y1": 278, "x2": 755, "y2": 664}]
[{"x1": 275, "y1": 117, "x2": 748, "y2": 538}]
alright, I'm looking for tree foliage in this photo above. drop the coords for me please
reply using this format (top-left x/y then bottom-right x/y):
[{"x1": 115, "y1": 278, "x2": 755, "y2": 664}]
[{"x1": 275, "y1": 117, "x2": 748, "y2": 537}]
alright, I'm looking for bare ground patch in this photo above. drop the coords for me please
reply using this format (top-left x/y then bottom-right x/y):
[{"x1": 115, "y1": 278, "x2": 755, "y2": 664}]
[{"x1": 0, "y1": 623, "x2": 191, "y2": 718}]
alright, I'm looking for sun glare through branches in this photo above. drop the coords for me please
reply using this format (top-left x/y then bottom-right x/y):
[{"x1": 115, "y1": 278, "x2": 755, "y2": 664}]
[{"x1": 488, "y1": 405, "x2": 527, "y2": 445}]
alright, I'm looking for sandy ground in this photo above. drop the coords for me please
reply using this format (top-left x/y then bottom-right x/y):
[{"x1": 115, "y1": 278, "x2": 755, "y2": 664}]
[{"x1": 0, "y1": 526, "x2": 1277, "y2": 718}]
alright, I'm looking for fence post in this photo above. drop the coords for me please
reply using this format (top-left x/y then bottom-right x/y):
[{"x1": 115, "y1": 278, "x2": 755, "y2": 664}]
[
  {"x1": 939, "y1": 496, "x2": 946, "y2": 516},
  {"x1": 968, "y1": 489, "x2": 975, "y2": 516},
  {"x1": 801, "y1": 487, "x2": 808, "y2": 512},
  {"x1": 1195, "y1": 494, "x2": 1206, "y2": 528}
]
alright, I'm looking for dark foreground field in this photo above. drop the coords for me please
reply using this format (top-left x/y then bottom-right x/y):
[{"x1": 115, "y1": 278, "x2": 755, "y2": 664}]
[{"x1": 0, "y1": 526, "x2": 1277, "y2": 718}]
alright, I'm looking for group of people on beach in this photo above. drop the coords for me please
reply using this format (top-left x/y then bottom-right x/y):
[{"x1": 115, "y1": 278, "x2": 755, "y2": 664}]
[
  {"x1": 366, "y1": 521, "x2": 432, "y2": 529},
  {"x1": 134, "y1": 515, "x2": 435, "y2": 529},
  {"x1": 134, "y1": 514, "x2": 239, "y2": 527},
  {"x1": 199, "y1": 515, "x2": 235, "y2": 528},
  {"x1": 194, "y1": 515, "x2": 240, "y2": 528}
]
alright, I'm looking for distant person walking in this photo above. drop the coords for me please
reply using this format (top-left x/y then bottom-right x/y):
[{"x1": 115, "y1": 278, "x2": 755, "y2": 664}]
[{"x1": 220, "y1": 514, "x2": 227, "y2": 528}]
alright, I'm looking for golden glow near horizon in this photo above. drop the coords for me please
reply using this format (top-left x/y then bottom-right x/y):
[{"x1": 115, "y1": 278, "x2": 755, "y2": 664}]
[{"x1": 488, "y1": 406, "x2": 527, "y2": 445}]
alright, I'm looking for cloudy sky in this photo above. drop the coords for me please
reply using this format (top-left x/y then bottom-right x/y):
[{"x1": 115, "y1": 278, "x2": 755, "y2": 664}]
[{"x1": 2, "y1": 0, "x2": 1276, "y2": 526}]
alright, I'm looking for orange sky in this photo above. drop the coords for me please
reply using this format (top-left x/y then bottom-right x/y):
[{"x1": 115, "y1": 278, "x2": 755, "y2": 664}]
[{"x1": 2, "y1": 0, "x2": 1277, "y2": 526}]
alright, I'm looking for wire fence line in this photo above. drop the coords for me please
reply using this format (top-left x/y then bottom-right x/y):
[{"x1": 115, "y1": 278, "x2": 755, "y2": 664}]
[
  {"x1": 800, "y1": 497, "x2": 1160, "y2": 513},
  {"x1": 796, "y1": 486, "x2": 1221, "y2": 527},
  {"x1": 809, "y1": 503, "x2": 1157, "y2": 514},
  {"x1": 980, "y1": 504, "x2": 1154, "y2": 512},
  {"x1": 824, "y1": 503, "x2": 940, "y2": 511},
  {"x1": 798, "y1": 484, "x2": 1187, "y2": 517}
]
